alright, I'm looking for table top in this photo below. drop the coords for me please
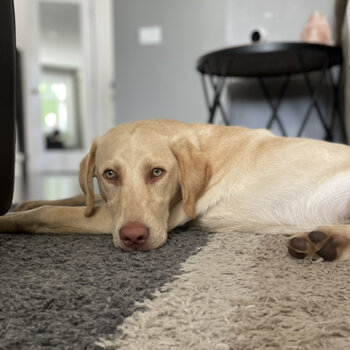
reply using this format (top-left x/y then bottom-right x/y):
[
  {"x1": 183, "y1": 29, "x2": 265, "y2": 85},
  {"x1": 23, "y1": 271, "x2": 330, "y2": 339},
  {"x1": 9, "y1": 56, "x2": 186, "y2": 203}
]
[{"x1": 196, "y1": 42, "x2": 343, "y2": 78}]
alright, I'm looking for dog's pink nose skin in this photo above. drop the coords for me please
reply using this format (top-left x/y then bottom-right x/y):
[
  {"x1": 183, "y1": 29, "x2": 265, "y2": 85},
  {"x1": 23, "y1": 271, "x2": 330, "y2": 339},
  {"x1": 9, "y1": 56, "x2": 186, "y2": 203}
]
[{"x1": 119, "y1": 222, "x2": 150, "y2": 250}]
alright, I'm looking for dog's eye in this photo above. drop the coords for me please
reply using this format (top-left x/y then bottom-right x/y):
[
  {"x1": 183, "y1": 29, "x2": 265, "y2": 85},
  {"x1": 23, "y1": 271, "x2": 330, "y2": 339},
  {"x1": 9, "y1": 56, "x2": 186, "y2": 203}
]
[
  {"x1": 104, "y1": 169, "x2": 117, "y2": 180},
  {"x1": 151, "y1": 168, "x2": 164, "y2": 178}
]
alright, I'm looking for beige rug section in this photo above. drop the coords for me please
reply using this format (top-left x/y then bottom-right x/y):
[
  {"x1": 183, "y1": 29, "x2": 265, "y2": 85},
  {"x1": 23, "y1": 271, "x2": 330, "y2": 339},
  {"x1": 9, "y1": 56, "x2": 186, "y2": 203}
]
[{"x1": 97, "y1": 231, "x2": 350, "y2": 350}]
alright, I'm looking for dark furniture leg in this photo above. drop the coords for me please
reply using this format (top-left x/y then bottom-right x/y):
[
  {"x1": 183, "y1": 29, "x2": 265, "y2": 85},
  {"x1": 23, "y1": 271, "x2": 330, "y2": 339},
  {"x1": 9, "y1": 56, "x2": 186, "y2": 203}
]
[
  {"x1": 16, "y1": 50, "x2": 27, "y2": 181},
  {"x1": 0, "y1": 0, "x2": 16, "y2": 214}
]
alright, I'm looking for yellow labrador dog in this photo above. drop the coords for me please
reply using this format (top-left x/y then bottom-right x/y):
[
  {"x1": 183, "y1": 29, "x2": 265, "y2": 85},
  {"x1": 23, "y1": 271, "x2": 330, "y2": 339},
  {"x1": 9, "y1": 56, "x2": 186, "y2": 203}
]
[{"x1": 2, "y1": 119, "x2": 350, "y2": 261}]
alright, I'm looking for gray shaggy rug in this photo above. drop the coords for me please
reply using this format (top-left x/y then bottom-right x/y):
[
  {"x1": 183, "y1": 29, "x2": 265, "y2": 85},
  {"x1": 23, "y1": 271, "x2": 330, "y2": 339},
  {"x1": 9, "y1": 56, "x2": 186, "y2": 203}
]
[
  {"x1": 0, "y1": 229, "x2": 210, "y2": 349},
  {"x1": 1, "y1": 228, "x2": 350, "y2": 349}
]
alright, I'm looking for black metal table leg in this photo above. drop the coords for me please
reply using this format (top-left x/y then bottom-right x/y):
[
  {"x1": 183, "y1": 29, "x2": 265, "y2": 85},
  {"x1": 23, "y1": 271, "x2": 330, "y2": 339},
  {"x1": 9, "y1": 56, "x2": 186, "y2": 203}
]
[
  {"x1": 209, "y1": 75, "x2": 229, "y2": 124},
  {"x1": 298, "y1": 54, "x2": 333, "y2": 141},
  {"x1": 201, "y1": 73, "x2": 229, "y2": 124},
  {"x1": 258, "y1": 75, "x2": 290, "y2": 136},
  {"x1": 327, "y1": 65, "x2": 347, "y2": 143},
  {"x1": 296, "y1": 64, "x2": 327, "y2": 138}
]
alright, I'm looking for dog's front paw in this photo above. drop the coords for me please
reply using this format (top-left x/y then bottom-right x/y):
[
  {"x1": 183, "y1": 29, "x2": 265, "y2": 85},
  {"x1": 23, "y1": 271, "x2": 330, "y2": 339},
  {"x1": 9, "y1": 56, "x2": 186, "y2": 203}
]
[{"x1": 288, "y1": 230, "x2": 349, "y2": 261}]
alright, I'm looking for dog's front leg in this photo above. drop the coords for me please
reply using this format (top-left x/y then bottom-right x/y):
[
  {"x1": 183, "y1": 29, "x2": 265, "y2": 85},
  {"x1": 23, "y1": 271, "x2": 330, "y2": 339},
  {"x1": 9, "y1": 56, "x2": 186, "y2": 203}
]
[
  {"x1": 0, "y1": 205, "x2": 112, "y2": 234},
  {"x1": 16, "y1": 194, "x2": 105, "y2": 212},
  {"x1": 167, "y1": 201, "x2": 191, "y2": 230}
]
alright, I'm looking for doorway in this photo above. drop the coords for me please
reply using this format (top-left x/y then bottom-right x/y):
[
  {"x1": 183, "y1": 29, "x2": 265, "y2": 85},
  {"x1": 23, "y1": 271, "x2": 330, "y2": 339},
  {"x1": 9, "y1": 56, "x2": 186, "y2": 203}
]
[{"x1": 15, "y1": 0, "x2": 116, "y2": 174}]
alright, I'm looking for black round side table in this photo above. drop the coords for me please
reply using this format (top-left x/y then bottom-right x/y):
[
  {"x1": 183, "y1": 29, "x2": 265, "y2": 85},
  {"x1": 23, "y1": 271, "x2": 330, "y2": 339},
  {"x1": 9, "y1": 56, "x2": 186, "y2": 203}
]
[{"x1": 197, "y1": 42, "x2": 346, "y2": 142}]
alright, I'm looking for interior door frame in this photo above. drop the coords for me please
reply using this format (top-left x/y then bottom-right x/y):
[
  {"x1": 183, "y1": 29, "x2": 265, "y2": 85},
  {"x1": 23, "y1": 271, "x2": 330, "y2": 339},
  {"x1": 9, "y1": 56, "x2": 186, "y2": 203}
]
[{"x1": 16, "y1": 0, "x2": 115, "y2": 173}]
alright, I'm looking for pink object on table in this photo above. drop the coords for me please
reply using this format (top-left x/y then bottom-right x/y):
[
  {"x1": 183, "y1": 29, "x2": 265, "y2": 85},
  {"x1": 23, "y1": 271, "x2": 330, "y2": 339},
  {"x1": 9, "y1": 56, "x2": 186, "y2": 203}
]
[{"x1": 302, "y1": 11, "x2": 334, "y2": 45}]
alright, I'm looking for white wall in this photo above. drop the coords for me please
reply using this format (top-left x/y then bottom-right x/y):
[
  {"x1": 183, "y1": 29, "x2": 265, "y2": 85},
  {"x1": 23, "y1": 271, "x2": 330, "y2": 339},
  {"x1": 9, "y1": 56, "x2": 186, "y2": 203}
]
[
  {"x1": 226, "y1": 0, "x2": 344, "y2": 46},
  {"x1": 113, "y1": 0, "x2": 347, "y2": 141},
  {"x1": 113, "y1": 0, "x2": 227, "y2": 124}
]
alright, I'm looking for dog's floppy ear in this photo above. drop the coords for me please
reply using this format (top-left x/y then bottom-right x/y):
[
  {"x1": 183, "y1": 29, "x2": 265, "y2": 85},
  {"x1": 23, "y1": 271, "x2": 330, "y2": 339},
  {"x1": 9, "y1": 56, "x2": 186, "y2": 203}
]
[
  {"x1": 170, "y1": 138, "x2": 211, "y2": 219},
  {"x1": 79, "y1": 141, "x2": 97, "y2": 217}
]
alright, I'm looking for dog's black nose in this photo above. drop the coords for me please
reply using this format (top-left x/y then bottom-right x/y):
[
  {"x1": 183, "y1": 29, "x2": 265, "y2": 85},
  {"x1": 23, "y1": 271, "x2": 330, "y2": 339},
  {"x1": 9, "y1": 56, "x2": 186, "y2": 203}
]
[{"x1": 119, "y1": 221, "x2": 150, "y2": 249}]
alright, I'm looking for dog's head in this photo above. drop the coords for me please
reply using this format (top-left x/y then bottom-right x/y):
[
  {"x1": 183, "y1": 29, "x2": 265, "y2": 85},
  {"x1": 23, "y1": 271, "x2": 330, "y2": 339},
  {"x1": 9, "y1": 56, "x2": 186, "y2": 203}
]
[{"x1": 79, "y1": 120, "x2": 211, "y2": 251}]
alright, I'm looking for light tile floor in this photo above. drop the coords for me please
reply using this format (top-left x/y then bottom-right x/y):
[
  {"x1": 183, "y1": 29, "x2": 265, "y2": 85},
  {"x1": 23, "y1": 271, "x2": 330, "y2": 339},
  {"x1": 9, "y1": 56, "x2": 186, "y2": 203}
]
[{"x1": 13, "y1": 173, "x2": 81, "y2": 204}]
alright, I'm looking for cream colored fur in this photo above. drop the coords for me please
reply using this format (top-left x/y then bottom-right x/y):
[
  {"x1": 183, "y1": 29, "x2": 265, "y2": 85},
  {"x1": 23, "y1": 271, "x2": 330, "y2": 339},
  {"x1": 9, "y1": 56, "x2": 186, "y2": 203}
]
[{"x1": 2, "y1": 119, "x2": 350, "y2": 259}]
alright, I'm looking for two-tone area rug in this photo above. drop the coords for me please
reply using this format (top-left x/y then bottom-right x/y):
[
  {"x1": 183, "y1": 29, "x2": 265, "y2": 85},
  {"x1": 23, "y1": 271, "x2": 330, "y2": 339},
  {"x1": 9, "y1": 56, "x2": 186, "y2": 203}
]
[{"x1": 1, "y1": 227, "x2": 350, "y2": 349}]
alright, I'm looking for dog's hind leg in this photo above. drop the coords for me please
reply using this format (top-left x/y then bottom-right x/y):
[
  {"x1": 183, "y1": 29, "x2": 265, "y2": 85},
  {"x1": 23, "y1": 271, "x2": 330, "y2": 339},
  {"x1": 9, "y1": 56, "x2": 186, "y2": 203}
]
[
  {"x1": 15, "y1": 194, "x2": 104, "y2": 212},
  {"x1": 288, "y1": 225, "x2": 350, "y2": 261},
  {"x1": 0, "y1": 204, "x2": 112, "y2": 234}
]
